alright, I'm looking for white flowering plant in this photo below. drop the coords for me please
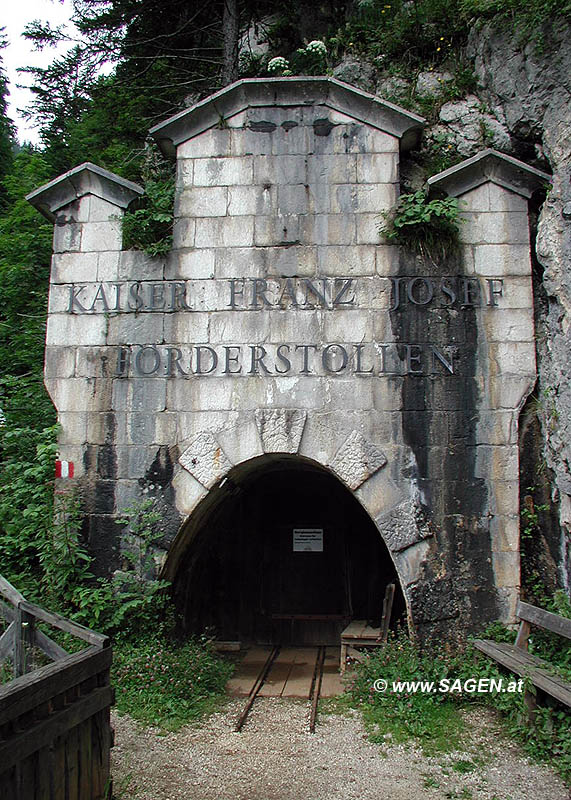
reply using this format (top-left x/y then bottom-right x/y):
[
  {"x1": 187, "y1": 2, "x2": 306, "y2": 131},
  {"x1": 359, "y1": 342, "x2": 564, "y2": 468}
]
[
  {"x1": 266, "y1": 40, "x2": 327, "y2": 77},
  {"x1": 305, "y1": 40, "x2": 327, "y2": 56},
  {"x1": 268, "y1": 56, "x2": 290, "y2": 74}
]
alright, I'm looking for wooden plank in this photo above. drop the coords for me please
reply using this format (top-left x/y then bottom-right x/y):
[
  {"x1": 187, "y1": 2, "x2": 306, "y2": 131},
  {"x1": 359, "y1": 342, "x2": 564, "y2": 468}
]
[
  {"x1": 18, "y1": 601, "x2": 108, "y2": 648},
  {"x1": 0, "y1": 646, "x2": 112, "y2": 726},
  {"x1": 90, "y1": 712, "x2": 104, "y2": 800},
  {"x1": 320, "y1": 648, "x2": 344, "y2": 697},
  {"x1": 341, "y1": 620, "x2": 369, "y2": 638},
  {"x1": 79, "y1": 715, "x2": 93, "y2": 799},
  {"x1": 0, "y1": 600, "x2": 16, "y2": 623},
  {"x1": 0, "y1": 622, "x2": 15, "y2": 660},
  {"x1": 102, "y1": 708, "x2": 112, "y2": 799},
  {"x1": 258, "y1": 648, "x2": 295, "y2": 697},
  {"x1": 516, "y1": 601, "x2": 571, "y2": 640},
  {"x1": 341, "y1": 637, "x2": 383, "y2": 647},
  {"x1": 32, "y1": 628, "x2": 69, "y2": 661},
  {"x1": 234, "y1": 646, "x2": 279, "y2": 732},
  {"x1": 475, "y1": 640, "x2": 550, "y2": 675},
  {"x1": 226, "y1": 662, "x2": 268, "y2": 696},
  {"x1": 515, "y1": 619, "x2": 531, "y2": 650},
  {"x1": 0, "y1": 766, "x2": 18, "y2": 800},
  {"x1": 0, "y1": 576, "x2": 25, "y2": 606},
  {"x1": 379, "y1": 583, "x2": 395, "y2": 642},
  {"x1": 361, "y1": 625, "x2": 382, "y2": 638},
  {"x1": 35, "y1": 744, "x2": 53, "y2": 800},
  {"x1": 473, "y1": 639, "x2": 571, "y2": 707},
  {"x1": 281, "y1": 648, "x2": 317, "y2": 698},
  {"x1": 90, "y1": 708, "x2": 111, "y2": 800},
  {"x1": 52, "y1": 736, "x2": 66, "y2": 800},
  {"x1": 239, "y1": 647, "x2": 273, "y2": 664},
  {"x1": 226, "y1": 648, "x2": 273, "y2": 696},
  {"x1": 18, "y1": 752, "x2": 36, "y2": 800},
  {"x1": 13, "y1": 607, "x2": 26, "y2": 679},
  {"x1": 0, "y1": 686, "x2": 114, "y2": 774},
  {"x1": 66, "y1": 724, "x2": 80, "y2": 800}
]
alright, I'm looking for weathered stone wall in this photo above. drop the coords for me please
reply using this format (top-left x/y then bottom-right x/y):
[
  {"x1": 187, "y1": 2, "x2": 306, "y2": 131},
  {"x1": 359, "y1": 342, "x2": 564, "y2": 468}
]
[
  {"x1": 468, "y1": 23, "x2": 571, "y2": 591},
  {"x1": 28, "y1": 79, "x2": 546, "y2": 640}
]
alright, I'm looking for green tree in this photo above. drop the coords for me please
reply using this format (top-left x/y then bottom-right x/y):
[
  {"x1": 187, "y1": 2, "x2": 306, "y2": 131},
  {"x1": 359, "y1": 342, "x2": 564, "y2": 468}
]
[
  {"x1": 0, "y1": 148, "x2": 54, "y2": 429},
  {"x1": 22, "y1": 0, "x2": 286, "y2": 176},
  {"x1": 0, "y1": 32, "x2": 16, "y2": 207}
]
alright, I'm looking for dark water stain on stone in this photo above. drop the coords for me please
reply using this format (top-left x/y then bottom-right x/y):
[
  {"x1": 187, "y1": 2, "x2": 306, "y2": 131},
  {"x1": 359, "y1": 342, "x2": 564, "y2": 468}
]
[
  {"x1": 97, "y1": 444, "x2": 117, "y2": 480},
  {"x1": 82, "y1": 412, "x2": 120, "y2": 576},
  {"x1": 139, "y1": 446, "x2": 182, "y2": 550},
  {"x1": 87, "y1": 514, "x2": 121, "y2": 577},
  {"x1": 313, "y1": 118, "x2": 336, "y2": 136},
  {"x1": 249, "y1": 120, "x2": 277, "y2": 133},
  {"x1": 144, "y1": 445, "x2": 175, "y2": 488},
  {"x1": 390, "y1": 249, "x2": 497, "y2": 643}
]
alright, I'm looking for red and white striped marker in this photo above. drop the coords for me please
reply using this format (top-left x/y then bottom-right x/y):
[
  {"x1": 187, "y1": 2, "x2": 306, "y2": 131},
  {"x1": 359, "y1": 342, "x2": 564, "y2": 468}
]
[{"x1": 55, "y1": 460, "x2": 74, "y2": 479}]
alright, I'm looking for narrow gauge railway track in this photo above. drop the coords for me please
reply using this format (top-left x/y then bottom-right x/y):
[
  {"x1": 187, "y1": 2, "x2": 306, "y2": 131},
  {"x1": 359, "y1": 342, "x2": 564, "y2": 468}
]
[{"x1": 233, "y1": 646, "x2": 327, "y2": 733}]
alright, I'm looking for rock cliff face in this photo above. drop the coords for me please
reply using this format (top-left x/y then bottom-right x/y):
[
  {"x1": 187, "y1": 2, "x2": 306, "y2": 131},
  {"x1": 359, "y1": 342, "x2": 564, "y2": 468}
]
[{"x1": 467, "y1": 22, "x2": 571, "y2": 590}]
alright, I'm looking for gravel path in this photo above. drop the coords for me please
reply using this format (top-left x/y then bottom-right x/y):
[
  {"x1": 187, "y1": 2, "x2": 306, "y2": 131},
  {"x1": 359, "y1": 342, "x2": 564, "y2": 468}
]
[{"x1": 111, "y1": 699, "x2": 568, "y2": 799}]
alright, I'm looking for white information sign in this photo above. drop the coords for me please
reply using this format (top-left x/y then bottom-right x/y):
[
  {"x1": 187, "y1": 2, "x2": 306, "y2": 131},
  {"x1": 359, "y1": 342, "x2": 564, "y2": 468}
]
[{"x1": 293, "y1": 529, "x2": 323, "y2": 552}]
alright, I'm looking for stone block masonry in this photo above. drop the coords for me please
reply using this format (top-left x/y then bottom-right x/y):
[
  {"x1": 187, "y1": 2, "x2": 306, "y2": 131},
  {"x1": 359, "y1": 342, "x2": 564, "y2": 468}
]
[{"x1": 28, "y1": 79, "x2": 550, "y2": 642}]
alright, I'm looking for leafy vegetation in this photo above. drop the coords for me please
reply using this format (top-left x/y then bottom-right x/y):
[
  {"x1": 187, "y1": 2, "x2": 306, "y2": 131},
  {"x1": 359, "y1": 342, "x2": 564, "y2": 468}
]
[
  {"x1": 328, "y1": 0, "x2": 469, "y2": 70},
  {"x1": 0, "y1": 426, "x2": 232, "y2": 716},
  {"x1": 0, "y1": 149, "x2": 54, "y2": 425},
  {"x1": 0, "y1": 431, "x2": 163, "y2": 636},
  {"x1": 113, "y1": 636, "x2": 233, "y2": 730},
  {"x1": 380, "y1": 190, "x2": 463, "y2": 259},
  {"x1": 21, "y1": 0, "x2": 290, "y2": 175},
  {"x1": 122, "y1": 174, "x2": 175, "y2": 256},
  {"x1": 346, "y1": 618, "x2": 571, "y2": 781},
  {"x1": 329, "y1": 0, "x2": 570, "y2": 70},
  {"x1": 0, "y1": 442, "x2": 232, "y2": 721}
]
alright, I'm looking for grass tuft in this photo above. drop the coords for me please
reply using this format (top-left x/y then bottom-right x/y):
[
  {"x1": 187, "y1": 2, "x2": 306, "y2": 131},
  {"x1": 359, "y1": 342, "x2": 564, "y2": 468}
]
[{"x1": 112, "y1": 635, "x2": 234, "y2": 731}]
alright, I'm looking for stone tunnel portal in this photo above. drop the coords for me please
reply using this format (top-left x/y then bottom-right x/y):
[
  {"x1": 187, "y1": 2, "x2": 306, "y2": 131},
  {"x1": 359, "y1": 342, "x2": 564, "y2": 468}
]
[{"x1": 168, "y1": 455, "x2": 406, "y2": 646}]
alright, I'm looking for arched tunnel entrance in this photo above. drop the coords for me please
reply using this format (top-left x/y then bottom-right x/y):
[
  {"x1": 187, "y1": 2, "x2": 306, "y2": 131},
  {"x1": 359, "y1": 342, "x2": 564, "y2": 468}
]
[{"x1": 168, "y1": 455, "x2": 406, "y2": 646}]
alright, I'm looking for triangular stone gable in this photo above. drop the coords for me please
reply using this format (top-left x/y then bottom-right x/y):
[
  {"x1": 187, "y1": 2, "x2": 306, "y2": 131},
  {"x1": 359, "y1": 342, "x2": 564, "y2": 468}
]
[
  {"x1": 428, "y1": 148, "x2": 551, "y2": 199},
  {"x1": 150, "y1": 77, "x2": 425, "y2": 156},
  {"x1": 26, "y1": 162, "x2": 143, "y2": 222}
]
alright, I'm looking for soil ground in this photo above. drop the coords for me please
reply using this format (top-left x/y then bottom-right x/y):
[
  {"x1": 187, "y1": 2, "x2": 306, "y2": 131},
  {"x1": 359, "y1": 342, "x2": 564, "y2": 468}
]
[{"x1": 111, "y1": 698, "x2": 569, "y2": 800}]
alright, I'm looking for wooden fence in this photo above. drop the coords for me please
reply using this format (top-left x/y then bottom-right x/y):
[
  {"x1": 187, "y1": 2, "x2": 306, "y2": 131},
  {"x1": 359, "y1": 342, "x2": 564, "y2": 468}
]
[{"x1": 0, "y1": 576, "x2": 113, "y2": 799}]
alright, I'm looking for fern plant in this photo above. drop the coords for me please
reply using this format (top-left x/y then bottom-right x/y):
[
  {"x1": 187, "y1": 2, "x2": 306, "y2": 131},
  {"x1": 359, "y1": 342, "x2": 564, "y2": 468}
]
[{"x1": 380, "y1": 190, "x2": 462, "y2": 260}]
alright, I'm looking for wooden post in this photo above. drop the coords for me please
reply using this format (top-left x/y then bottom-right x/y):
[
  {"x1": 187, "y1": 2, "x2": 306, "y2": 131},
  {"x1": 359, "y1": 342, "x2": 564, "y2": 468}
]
[
  {"x1": 379, "y1": 583, "x2": 395, "y2": 642},
  {"x1": 515, "y1": 619, "x2": 531, "y2": 650},
  {"x1": 340, "y1": 641, "x2": 347, "y2": 675},
  {"x1": 13, "y1": 606, "x2": 25, "y2": 678}
]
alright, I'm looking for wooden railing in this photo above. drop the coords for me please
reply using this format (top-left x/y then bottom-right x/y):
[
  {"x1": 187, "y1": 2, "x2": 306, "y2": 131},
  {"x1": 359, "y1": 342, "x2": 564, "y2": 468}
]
[{"x1": 0, "y1": 575, "x2": 113, "y2": 799}]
